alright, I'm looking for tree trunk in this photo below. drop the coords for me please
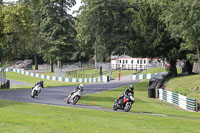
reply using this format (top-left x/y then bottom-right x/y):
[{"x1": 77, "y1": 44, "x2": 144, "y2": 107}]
[
  {"x1": 185, "y1": 61, "x2": 193, "y2": 74},
  {"x1": 197, "y1": 45, "x2": 200, "y2": 63},
  {"x1": 57, "y1": 60, "x2": 62, "y2": 69},
  {"x1": 169, "y1": 59, "x2": 177, "y2": 77},
  {"x1": 61, "y1": 0, "x2": 63, "y2": 18},
  {"x1": 95, "y1": 23, "x2": 99, "y2": 68},
  {"x1": 50, "y1": 58, "x2": 54, "y2": 72},
  {"x1": 197, "y1": 45, "x2": 200, "y2": 74},
  {"x1": 34, "y1": 51, "x2": 38, "y2": 70}
]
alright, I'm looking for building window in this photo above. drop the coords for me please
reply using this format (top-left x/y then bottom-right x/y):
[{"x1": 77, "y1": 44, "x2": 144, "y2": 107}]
[
  {"x1": 137, "y1": 60, "x2": 139, "y2": 64},
  {"x1": 126, "y1": 60, "x2": 128, "y2": 64},
  {"x1": 144, "y1": 60, "x2": 146, "y2": 64},
  {"x1": 131, "y1": 60, "x2": 133, "y2": 64},
  {"x1": 123, "y1": 60, "x2": 125, "y2": 64},
  {"x1": 140, "y1": 60, "x2": 142, "y2": 64},
  {"x1": 120, "y1": 60, "x2": 121, "y2": 63}
]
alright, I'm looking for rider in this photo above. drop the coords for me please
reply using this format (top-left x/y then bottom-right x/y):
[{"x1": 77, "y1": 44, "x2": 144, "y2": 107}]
[
  {"x1": 32, "y1": 80, "x2": 44, "y2": 95},
  {"x1": 70, "y1": 84, "x2": 84, "y2": 96},
  {"x1": 117, "y1": 85, "x2": 134, "y2": 102},
  {"x1": 32, "y1": 80, "x2": 44, "y2": 89}
]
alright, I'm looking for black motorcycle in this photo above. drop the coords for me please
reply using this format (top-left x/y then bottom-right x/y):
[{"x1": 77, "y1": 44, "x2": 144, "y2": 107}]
[{"x1": 113, "y1": 92, "x2": 135, "y2": 112}]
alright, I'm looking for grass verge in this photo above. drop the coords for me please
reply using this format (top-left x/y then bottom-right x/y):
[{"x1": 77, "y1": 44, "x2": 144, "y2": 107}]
[
  {"x1": 166, "y1": 74, "x2": 200, "y2": 101},
  {"x1": 0, "y1": 100, "x2": 200, "y2": 133},
  {"x1": 42, "y1": 69, "x2": 136, "y2": 79},
  {"x1": 78, "y1": 80, "x2": 200, "y2": 118},
  {"x1": 6, "y1": 72, "x2": 78, "y2": 89}
]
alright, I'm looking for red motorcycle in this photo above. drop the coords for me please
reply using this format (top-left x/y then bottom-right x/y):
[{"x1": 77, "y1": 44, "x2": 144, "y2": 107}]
[{"x1": 113, "y1": 92, "x2": 135, "y2": 112}]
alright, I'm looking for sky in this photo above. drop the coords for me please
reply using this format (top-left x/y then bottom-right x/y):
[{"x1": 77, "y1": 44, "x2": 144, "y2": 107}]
[
  {"x1": 69, "y1": 0, "x2": 82, "y2": 16},
  {"x1": 3, "y1": 0, "x2": 82, "y2": 16}
]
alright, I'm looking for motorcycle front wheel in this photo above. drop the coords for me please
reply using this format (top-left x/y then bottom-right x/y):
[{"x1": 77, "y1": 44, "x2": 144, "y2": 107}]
[
  {"x1": 72, "y1": 96, "x2": 80, "y2": 105},
  {"x1": 113, "y1": 102, "x2": 118, "y2": 110},
  {"x1": 124, "y1": 102, "x2": 132, "y2": 112}
]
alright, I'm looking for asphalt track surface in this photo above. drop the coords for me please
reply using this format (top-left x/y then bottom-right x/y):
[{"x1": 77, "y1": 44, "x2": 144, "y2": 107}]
[
  {"x1": 0, "y1": 79, "x2": 139, "y2": 107},
  {"x1": 1, "y1": 78, "x2": 199, "y2": 119},
  {"x1": 0, "y1": 79, "x2": 169, "y2": 117},
  {"x1": 7, "y1": 79, "x2": 33, "y2": 86}
]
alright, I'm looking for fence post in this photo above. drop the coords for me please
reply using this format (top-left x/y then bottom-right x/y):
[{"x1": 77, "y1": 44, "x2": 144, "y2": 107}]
[
  {"x1": 196, "y1": 100, "x2": 199, "y2": 112},
  {"x1": 155, "y1": 88, "x2": 159, "y2": 98}
]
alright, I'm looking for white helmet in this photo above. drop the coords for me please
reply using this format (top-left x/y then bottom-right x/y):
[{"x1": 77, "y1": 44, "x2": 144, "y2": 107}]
[{"x1": 79, "y1": 84, "x2": 84, "y2": 88}]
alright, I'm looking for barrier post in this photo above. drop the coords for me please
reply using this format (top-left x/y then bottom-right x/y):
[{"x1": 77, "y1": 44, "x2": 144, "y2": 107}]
[{"x1": 196, "y1": 100, "x2": 199, "y2": 112}]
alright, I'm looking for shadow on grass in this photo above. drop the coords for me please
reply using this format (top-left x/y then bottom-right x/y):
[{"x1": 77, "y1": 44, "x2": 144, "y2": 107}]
[
  {"x1": 81, "y1": 95, "x2": 115, "y2": 102},
  {"x1": 0, "y1": 100, "x2": 27, "y2": 108}
]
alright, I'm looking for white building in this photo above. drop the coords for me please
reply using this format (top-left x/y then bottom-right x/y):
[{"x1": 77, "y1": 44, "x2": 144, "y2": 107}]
[{"x1": 111, "y1": 55, "x2": 161, "y2": 70}]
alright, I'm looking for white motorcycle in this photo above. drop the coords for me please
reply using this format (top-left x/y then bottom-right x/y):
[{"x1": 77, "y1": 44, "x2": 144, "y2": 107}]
[
  {"x1": 66, "y1": 89, "x2": 83, "y2": 105},
  {"x1": 31, "y1": 85, "x2": 41, "y2": 98}
]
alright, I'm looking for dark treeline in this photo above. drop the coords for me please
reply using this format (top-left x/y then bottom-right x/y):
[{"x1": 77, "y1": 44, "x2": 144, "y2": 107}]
[{"x1": 0, "y1": 0, "x2": 199, "y2": 76}]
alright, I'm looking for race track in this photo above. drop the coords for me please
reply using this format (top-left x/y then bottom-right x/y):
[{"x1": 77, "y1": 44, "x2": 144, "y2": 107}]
[
  {"x1": 0, "y1": 80, "x2": 139, "y2": 107},
  {"x1": 1, "y1": 79, "x2": 198, "y2": 119}
]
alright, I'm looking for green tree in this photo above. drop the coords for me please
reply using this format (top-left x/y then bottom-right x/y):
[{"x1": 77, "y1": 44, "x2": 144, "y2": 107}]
[
  {"x1": 76, "y1": 0, "x2": 133, "y2": 66},
  {"x1": 160, "y1": 0, "x2": 200, "y2": 66},
  {"x1": 19, "y1": 0, "x2": 41, "y2": 70},
  {"x1": 39, "y1": 0, "x2": 76, "y2": 72},
  {"x1": 129, "y1": 0, "x2": 183, "y2": 76},
  {"x1": 0, "y1": 3, "x2": 33, "y2": 63}
]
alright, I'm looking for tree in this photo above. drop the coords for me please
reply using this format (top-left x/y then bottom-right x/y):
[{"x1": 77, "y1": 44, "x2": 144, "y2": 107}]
[
  {"x1": 76, "y1": 0, "x2": 133, "y2": 65},
  {"x1": 160, "y1": 0, "x2": 200, "y2": 66},
  {"x1": 0, "y1": 3, "x2": 33, "y2": 63},
  {"x1": 129, "y1": 0, "x2": 184, "y2": 76},
  {"x1": 19, "y1": 0, "x2": 41, "y2": 70},
  {"x1": 39, "y1": 0, "x2": 76, "y2": 72}
]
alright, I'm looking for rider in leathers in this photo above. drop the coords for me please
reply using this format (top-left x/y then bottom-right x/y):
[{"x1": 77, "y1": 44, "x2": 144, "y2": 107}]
[
  {"x1": 31, "y1": 80, "x2": 44, "y2": 95},
  {"x1": 69, "y1": 84, "x2": 84, "y2": 97},
  {"x1": 117, "y1": 85, "x2": 134, "y2": 103}
]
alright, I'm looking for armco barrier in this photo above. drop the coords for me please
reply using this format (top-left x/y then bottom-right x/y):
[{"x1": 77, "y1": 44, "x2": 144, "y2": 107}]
[
  {"x1": 132, "y1": 73, "x2": 157, "y2": 80},
  {"x1": 6, "y1": 68, "x2": 109, "y2": 83},
  {"x1": 158, "y1": 89, "x2": 199, "y2": 112}
]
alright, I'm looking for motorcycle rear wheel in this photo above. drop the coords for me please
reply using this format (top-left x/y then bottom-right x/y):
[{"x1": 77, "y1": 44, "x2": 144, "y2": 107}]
[
  {"x1": 66, "y1": 98, "x2": 70, "y2": 104},
  {"x1": 31, "y1": 90, "x2": 37, "y2": 98},
  {"x1": 72, "y1": 96, "x2": 80, "y2": 105}
]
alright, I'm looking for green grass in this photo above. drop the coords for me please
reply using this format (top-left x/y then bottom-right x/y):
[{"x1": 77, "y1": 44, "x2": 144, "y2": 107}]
[
  {"x1": 139, "y1": 67, "x2": 182, "y2": 75},
  {"x1": 1, "y1": 69, "x2": 200, "y2": 132},
  {"x1": 111, "y1": 70, "x2": 136, "y2": 79},
  {"x1": 139, "y1": 68, "x2": 167, "y2": 74},
  {"x1": 0, "y1": 100, "x2": 200, "y2": 133},
  {"x1": 6, "y1": 72, "x2": 78, "y2": 89},
  {"x1": 78, "y1": 81, "x2": 200, "y2": 118},
  {"x1": 42, "y1": 69, "x2": 136, "y2": 79},
  {"x1": 166, "y1": 74, "x2": 200, "y2": 101}
]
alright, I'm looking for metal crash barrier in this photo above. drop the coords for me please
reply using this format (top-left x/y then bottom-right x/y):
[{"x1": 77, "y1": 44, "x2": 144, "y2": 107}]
[
  {"x1": 0, "y1": 67, "x2": 10, "y2": 89},
  {"x1": 158, "y1": 89, "x2": 199, "y2": 112}
]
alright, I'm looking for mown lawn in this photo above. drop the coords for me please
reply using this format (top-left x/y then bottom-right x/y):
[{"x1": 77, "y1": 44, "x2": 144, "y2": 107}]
[
  {"x1": 42, "y1": 69, "x2": 136, "y2": 79},
  {"x1": 166, "y1": 74, "x2": 200, "y2": 101},
  {"x1": 1, "y1": 69, "x2": 200, "y2": 132},
  {"x1": 0, "y1": 100, "x2": 200, "y2": 133},
  {"x1": 79, "y1": 80, "x2": 200, "y2": 118},
  {"x1": 139, "y1": 67, "x2": 182, "y2": 74},
  {"x1": 6, "y1": 72, "x2": 79, "y2": 89}
]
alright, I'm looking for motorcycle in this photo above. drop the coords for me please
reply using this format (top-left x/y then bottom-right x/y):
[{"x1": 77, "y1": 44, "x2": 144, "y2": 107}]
[
  {"x1": 31, "y1": 85, "x2": 41, "y2": 98},
  {"x1": 66, "y1": 89, "x2": 83, "y2": 105},
  {"x1": 113, "y1": 92, "x2": 135, "y2": 112}
]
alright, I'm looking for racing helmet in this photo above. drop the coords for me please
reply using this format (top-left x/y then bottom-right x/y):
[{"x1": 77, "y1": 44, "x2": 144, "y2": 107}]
[
  {"x1": 40, "y1": 80, "x2": 44, "y2": 84},
  {"x1": 129, "y1": 85, "x2": 134, "y2": 91},
  {"x1": 79, "y1": 84, "x2": 84, "y2": 89}
]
